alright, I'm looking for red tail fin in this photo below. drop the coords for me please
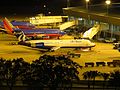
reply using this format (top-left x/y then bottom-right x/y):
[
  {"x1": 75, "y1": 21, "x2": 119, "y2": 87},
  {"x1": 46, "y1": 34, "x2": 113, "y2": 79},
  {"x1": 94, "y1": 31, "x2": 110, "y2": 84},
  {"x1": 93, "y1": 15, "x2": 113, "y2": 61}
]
[{"x1": 3, "y1": 17, "x2": 14, "y2": 34}]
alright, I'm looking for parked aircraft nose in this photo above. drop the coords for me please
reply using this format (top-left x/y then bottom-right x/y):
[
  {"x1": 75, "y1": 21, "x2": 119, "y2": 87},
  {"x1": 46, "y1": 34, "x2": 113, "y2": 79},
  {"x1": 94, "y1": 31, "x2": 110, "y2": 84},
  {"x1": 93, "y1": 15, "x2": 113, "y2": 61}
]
[
  {"x1": 91, "y1": 43, "x2": 96, "y2": 46},
  {"x1": 60, "y1": 31, "x2": 66, "y2": 35}
]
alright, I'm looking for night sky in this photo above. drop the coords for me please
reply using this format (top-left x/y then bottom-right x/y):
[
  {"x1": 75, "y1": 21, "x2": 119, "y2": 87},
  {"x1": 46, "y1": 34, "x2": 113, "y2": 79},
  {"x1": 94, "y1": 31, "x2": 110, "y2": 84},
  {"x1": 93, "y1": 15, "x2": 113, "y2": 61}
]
[{"x1": 0, "y1": 0, "x2": 119, "y2": 16}]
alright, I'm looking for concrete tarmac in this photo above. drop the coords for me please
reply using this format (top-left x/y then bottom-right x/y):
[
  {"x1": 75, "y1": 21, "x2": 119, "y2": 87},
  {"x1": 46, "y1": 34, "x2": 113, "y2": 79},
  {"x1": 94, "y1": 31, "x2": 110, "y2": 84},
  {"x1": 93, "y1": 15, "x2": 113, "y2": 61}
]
[{"x1": 0, "y1": 33, "x2": 120, "y2": 80}]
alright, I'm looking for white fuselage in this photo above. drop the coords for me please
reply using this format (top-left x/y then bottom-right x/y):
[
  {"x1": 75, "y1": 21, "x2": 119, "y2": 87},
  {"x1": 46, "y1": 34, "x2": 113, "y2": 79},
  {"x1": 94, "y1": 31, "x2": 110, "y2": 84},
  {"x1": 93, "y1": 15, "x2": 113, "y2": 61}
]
[{"x1": 25, "y1": 39, "x2": 95, "y2": 48}]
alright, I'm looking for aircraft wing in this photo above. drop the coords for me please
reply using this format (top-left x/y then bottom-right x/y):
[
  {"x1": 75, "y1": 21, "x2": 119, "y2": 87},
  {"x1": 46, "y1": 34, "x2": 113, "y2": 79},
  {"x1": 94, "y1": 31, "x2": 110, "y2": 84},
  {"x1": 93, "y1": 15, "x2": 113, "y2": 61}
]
[
  {"x1": 0, "y1": 28, "x2": 6, "y2": 32},
  {"x1": 0, "y1": 25, "x2": 7, "y2": 33},
  {"x1": 51, "y1": 46, "x2": 61, "y2": 51}
]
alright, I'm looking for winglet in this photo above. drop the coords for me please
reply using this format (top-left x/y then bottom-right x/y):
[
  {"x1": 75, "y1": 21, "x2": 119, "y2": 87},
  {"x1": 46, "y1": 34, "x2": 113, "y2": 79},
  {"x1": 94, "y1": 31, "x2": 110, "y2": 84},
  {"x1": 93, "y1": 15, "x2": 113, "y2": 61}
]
[{"x1": 3, "y1": 17, "x2": 14, "y2": 34}]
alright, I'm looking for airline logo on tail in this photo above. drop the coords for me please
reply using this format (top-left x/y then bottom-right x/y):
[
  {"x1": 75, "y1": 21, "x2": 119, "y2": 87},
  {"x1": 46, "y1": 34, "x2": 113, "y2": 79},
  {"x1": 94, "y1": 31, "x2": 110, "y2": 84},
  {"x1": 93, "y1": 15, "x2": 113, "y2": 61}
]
[{"x1": 3, "y1": 17, "x2": 15, "y2": 34}]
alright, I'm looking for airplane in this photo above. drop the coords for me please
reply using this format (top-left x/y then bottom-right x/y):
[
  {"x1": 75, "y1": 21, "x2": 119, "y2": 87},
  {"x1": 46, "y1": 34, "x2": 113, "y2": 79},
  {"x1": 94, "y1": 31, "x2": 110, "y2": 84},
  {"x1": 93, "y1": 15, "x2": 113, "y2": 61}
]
[
  {"x1": 0, "y1": 20, "x2": 35, "y2": 33},
  {"x1": 11, "y1": 20, "x2": 35, "y2": 29},
  {"x1": 3, "y1": 17, "x2": 100, "y2": 51},
  {"x1": 23, "y1": 24, "x2": 100, "y2": 51},
  {"x1": 3, "y1": 18, "x2": 66, "y2": 39},
  {"x1": 0, "y1": 20, "x2": 35, "y2": 30}
]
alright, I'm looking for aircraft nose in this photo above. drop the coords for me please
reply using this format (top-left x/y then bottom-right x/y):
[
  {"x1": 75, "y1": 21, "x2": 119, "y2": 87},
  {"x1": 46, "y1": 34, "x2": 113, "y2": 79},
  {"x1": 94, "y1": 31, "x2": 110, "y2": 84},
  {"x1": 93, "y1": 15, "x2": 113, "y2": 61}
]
[{"x1": 92, "y1": 43, "x2": 96, "y2": 46}]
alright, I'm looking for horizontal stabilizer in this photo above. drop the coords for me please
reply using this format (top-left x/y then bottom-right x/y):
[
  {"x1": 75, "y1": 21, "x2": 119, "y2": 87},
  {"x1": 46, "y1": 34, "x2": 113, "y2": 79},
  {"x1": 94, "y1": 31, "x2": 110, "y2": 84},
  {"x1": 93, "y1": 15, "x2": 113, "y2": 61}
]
[{"x1": 51, "y1": 46, "x2": 60, "y2": 51}]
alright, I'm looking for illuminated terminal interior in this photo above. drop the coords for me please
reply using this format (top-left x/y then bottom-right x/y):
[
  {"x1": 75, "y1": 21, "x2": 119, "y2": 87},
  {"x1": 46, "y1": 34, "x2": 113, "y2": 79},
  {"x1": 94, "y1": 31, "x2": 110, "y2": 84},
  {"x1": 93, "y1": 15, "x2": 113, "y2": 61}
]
[{"x1": 63, "y1": 3, "x2": 120, "y2": 41}]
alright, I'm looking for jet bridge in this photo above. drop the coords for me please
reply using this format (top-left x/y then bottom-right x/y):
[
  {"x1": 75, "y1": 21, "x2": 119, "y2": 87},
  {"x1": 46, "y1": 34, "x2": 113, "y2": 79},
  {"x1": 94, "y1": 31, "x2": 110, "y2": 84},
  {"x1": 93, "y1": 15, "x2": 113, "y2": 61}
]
[{"x1": 59, "y1": 20, "x2": 78, "y2": 30}]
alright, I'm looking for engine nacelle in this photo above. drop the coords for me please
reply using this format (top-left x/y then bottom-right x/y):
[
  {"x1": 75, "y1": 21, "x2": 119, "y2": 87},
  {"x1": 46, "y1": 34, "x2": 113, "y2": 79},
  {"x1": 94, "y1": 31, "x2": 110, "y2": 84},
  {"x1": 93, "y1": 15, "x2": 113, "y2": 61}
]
[{"x1": 31, "y1": 42, "x2": 44, "y2": 48}]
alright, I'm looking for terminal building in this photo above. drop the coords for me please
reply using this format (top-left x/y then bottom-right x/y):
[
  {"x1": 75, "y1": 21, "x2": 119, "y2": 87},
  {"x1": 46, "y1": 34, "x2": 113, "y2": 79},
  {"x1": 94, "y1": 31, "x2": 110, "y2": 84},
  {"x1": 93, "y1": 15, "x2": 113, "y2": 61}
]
[{"x1": 63, "y1": 4, "x2": 120, "y2": 41}]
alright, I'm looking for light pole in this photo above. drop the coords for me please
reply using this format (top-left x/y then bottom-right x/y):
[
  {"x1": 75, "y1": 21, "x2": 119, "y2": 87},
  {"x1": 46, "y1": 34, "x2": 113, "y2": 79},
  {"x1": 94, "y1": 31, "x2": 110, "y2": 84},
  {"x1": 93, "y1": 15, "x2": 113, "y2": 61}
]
[
  {"x1": 85, "y1": 0, "x2": 90, "y2": 26},
  {"x1": 67, "y1": 0, "x2": 70, "y2": 7},
  {"x1": 105, "y1": 0, "x2": 111, "y2": 15},
  {"x1": 85, "y1": 0, "x2": 89, "y2": 12},
  {"x1": 105, "y1": 0, "x2": 111, "y2": 39},
  {"x1": 43, "y1": 5, "x2": 46, "y2": 8},
  {"x1": 43, "y1": 5, "x2": 47, "y2": 15}
]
